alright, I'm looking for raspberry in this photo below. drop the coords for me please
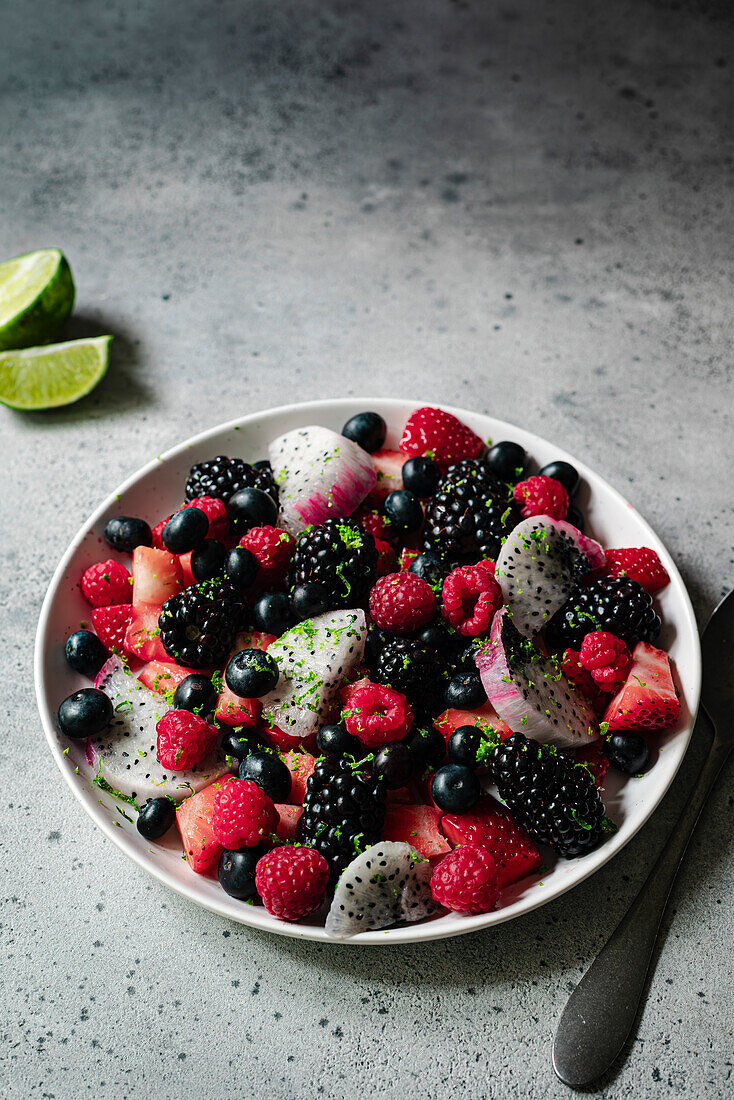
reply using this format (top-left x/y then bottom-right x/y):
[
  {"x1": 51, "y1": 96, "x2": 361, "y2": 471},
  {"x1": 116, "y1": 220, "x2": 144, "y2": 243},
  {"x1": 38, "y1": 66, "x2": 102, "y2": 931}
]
[
  {"x1": 211, "y1": 777, "x2": 278, "y2": 848},
  {"x1": 255, "y1": 845, "x2": 330, "y2": 921},
  {"x1": 579, "y1": 631, "x2": 632, "y2": 691},
  {"x1": 368, "y1": 572, "x2": 436, "y2": 634},
  {"x1": 353, "y1": 507, "x2": 394, "y2": 544},
  {"x1": 80, "y1": 560, "x2": 132, "y2": 607},
  {"x1": 239, "y1": 525, "x2": 296, "y2": 586},
  {"x1": 601, "y1": 547, "x2": 670, "y2": 594},
  {"x1": 561, "y1": 649, "x2": 607, "y2": 713},
  {"x1": 91, "y1": 603, "x2": 133, "y2": 651},
  {"x1": 441, "y1": 563, "x2": 503, "y2": 637},
  {"x1": 156, "y1": 709, "x2": 219, "y2": 771},
  {"x1": 342, "y1": 682, "x2": 413, "y2": 747},
  {"x1": 513, "y1": 475, "x2": 569, "y2": 520},
  {"x1": 181, "y1": 496, "x2": 230, "y2": 541},
  {"x1": 399, "y1": 406, "x2": 485, "y2": 466},
  {"x1": 374, "y1": 537, "x2": 399, "y2": 577},
  {"x1": 430, "y1": 844, "x2": 499, "y2": 914}
]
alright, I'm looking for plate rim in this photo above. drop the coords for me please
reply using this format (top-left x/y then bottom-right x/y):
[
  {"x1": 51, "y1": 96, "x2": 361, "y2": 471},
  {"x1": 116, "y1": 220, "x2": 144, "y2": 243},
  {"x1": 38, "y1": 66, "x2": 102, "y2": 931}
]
[{"x1": 34, "y1": 397, "x2": 702, "y2": 944}]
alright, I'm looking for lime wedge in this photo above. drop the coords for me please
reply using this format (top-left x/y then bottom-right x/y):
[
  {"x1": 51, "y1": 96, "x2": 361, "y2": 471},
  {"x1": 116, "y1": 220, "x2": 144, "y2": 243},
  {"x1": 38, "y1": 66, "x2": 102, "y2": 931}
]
[
  {"x1": 0, "y1": 336, "x2": 112, "y2": 410},
  {"x1": 0, "y1": 248, "x2": 75, "y2": 351}
]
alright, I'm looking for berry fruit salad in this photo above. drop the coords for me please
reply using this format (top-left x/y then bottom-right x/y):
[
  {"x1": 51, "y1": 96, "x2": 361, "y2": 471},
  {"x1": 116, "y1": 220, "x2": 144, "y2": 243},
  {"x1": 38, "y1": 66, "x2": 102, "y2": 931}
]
[{"x1": 56, "y1": 406, "x2": 680, "y2": 936}]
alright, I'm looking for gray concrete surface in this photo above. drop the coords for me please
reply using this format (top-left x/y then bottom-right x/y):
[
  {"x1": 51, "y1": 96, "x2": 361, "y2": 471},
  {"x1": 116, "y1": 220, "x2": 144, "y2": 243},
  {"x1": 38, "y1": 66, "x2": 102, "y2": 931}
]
[{"x1": 1, "y1": 0, "x2": 733, "y2": 1096}]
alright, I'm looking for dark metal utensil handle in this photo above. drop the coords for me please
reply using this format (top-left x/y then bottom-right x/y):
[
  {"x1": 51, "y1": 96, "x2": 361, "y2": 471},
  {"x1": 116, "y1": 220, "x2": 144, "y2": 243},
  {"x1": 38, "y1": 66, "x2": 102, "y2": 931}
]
[{"x1": 552, "y1": 732, "x2": 732, "y2": 1089}]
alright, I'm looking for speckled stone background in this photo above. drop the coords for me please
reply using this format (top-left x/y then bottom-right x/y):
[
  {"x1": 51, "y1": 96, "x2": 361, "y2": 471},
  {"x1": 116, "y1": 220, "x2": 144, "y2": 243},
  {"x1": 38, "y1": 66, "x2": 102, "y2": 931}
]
[{"x1": 1, "y1": 0, "x2": 733, "y2": 1096}]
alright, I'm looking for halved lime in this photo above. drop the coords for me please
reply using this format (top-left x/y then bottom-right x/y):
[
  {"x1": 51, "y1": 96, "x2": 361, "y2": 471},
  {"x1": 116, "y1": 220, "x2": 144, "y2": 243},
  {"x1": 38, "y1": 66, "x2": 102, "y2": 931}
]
[
  {"x1": 0, "y1": 249, "x2": 75, "y2": 351},
  {"x1": 0, "y1": 336, "x2": 112, "y2": 410}
]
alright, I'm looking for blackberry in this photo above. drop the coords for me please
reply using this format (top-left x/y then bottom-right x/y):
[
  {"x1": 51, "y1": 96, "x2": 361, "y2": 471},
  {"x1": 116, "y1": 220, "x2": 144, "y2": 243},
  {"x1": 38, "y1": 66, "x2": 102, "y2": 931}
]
[
  {"x1": 289, "y1": 519, "x2": 378, "y2": 613},
  {"x1": 369, "y1": 636, "x2": 445, "y2": 717},
  {"x1": 491, "y1": 732, "x2": 609, "y2": 858},
  {"x1": 298, "y1": 757, "x2": 386, "y2": 875},
  {"x1": 544, "y1": 577, "x2": 661, "y2": 652},
  {"x1": 185, "y1": 455, "x2": 278, "y2": 505},
  {"x1": 423, "y1": 459, "x2": 520, "y2": 564},
  {"x1": 158, "y1": 580, "x2": 245, "y2": 668}
]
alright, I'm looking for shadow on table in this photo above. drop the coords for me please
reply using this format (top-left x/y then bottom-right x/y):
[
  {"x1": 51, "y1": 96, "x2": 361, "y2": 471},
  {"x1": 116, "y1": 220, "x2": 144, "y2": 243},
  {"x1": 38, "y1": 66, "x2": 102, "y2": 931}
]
[{"x1": 7, "y1": 312, "x2": 154, "y2": 426}]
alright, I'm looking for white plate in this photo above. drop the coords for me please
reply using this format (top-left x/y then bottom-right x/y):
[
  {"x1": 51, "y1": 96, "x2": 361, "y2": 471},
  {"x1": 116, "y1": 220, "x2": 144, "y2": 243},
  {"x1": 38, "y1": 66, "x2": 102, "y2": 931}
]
[{"x1": 35, "y1": 399, "x2": 701, "y2": 944}]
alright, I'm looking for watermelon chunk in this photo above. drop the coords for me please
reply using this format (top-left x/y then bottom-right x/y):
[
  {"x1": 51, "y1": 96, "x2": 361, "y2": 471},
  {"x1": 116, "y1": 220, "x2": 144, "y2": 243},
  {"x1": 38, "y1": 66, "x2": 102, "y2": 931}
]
[
  {"x1": 215, "y1": 685, "x2": 261, "y2": 728},
  {"x1": 124, "y1": 603, "x2": 169, "y2": 662},
  {"x1": 441, "y1": 797, "x2": 542, "y2": 888},
  {"x1": 178, "y1": 552, "x2": 196, "y2": 588},
  {"x1": 603, "y1": 642, "x2": 680, "y2": 731},
  {"x1": 233, "y1": 630, "x2": 277, "y2": 652},
  {"x1": 282, "y1": 750, "x2": 316, "y2": 803},
  {"x1": 176, "y1": 775, "x2": 233, "y2": 874},
  {"x1": 263, "y1": 724, "x2": 318, "y2": 754},
  {"x1": 369, "y1": 449, "x2": 405, "y2": 502},
  {"x1": 132, "y1": 546, "x2": 183, "y2": 605},
  {"x1": 382, "y1": 804, "x2": 451, "y2": 858},
  {"x1": 274, "y1": 804, "x2": 303, "y2": 842},
  {"x1": 137, "y1": 660, "x2": 190, "y2": 698},
  {"x1": 434, "y1": 702, "x2": 513, "y2": 745}
]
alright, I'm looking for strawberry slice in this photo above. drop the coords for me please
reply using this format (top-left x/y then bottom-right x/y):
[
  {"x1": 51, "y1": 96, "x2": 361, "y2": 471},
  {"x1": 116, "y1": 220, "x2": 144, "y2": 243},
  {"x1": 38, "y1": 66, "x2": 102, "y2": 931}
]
[
  {"x1": 91, "y1": 603, "x2": 133, "y2": 652},
  {"x1": 603, "y1": 642, "x2": 680, "y2": 731},
  {"x1": 441, "y1": 796, "x2": 542, "y2": 888},
  {"x1": 369, "y1": 449, "x2": 406, "y2": 502},
  {"x1": 399, "y1": 407, "x2": 484, "y2": 466}
]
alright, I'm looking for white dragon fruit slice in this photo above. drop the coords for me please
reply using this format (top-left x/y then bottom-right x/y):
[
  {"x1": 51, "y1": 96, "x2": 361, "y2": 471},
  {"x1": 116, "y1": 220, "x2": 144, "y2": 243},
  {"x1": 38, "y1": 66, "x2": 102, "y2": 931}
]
[
  {"x1": 261, "y1": 609, "x2": 366, "y2": 740},
  {"x1": 268, "y1": 425, "x2": 377, "y2": 534},
  {"x1": 475, "y1": 608, "x2": 599, "y2": 749},
  {"x1": 325, "y1": 841, "x2": 439, "y2": 938},
  {"x1": 495, "y1": 515, "x2": 606, "y2": 638},
  {"x1": 91, "y1": 655, "x2": 228, "y2": 800}
]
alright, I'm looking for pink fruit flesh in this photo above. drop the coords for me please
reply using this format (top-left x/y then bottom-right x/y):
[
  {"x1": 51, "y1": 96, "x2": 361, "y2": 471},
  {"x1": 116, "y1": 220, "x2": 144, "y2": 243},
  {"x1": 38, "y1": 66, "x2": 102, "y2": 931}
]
[
  {"x1": 176, "y1": 776, "x2": 233, "y2": 874},
  {"x1": 215, "y1": 686, "x2": 261, "y2": 728},
  {"x1": 369, "y1": 449, "x2": 405, "y2": 502},
  {"x1": 274, "y1": 804, "x2": 303, "y2": 842},
  {"x1": 282, "y1": 750, "x2": 316, "y2": 803},
  {"x1": 123, "y1": 603, "x2": 169, "y2": 662},
  {"x1": 434, "y1": 702, "x2": 512, "y2": 745},
  {"x1": 137, "y1": 660, "x2": 190, "y2": 697},
  {"x1": 382, "y1": 804, "x2": 451, "y2": 858},
  {"x1": 132, "y1": 546, "x2": 183, "y2": 605}
]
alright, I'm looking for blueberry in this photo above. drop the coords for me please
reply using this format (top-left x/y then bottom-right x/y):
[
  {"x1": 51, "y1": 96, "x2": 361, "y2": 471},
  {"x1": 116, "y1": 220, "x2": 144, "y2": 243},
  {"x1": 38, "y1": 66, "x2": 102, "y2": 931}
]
[
  {"x1": 191, "y1": 538, "x2": 226, "y2": 581},
  {"x1": 238, "y1": 752, "x2": 291, "y2": 801},
  {"x1": 447, "y1": 725, "x2": 483, "y2": 768},
  {"x1": 539, "y1": 460, "x2": 580, "y2": 497},
  {"x1": 406, "y1": 725, "x2": 446, "y2": 770},
  {"x1": 604, "y1": 733, "x2": 650, "y2": 775},
  {"x1": 221, "y1": 730, "x2": 260, "y2": 761},
  {"x1": 430, "y1": 764, "x2": 481, "y2": 813},
  {"x1": 218, "y1": 846, "x2": 262, "y2": 900},
  {"x1": 414, "y1": 617, "x2": 461, "y2": 655},
  {"x1": 227, "y1": 487, "x2": 278, "y2": 533},
  {"x1": 445, "y1": 672, "x2": 487, "y2": 710},
  {"x1": 485, "y1": 441, "x2": 528, "y2": 483},
  {"x1": 372, "y1": 742, "x2": 413, "y2": 789},
  {"x1": 566, "y1": 504, "x2": 585, "y2": 532},
  {"x1": 252, "y1": 593, "x2": 296, "y2": 636},
  {"x1": 384, "y1": 490, "x2": 424, "y2": 535},
  {"x1": 341, "y1": 411, "x2": 387, "y2": 454},
  {"x1": 402, "y1": 456, "x2": 439, "y2": 498},
  {"x1": 173, "y1": 673, "x2": 216, "y2": 715},
  {"x1": 162, "y1": 506, "x2": 209, "y2": 553},
  {"x1": 104, "y1": 515, "x2": 152, "y2": 553},
  {"x1": 409, "y1": 552, "x2": 449, "y2": 587},
  {"x1": 65, "y1": 630, "x2": 108, "y2": 678},
  {"x1": 57, "y1": 688, "x2": 113, "y2": 739},
  {"x1": 224, "y1": 546, "x2": 259, "y2": 591},
  {"x1": 226, "y1": 649, "x2": 279, "y2": 698},
  {"x1": 136, "y1": 797, "x2": 175, "y2": 840},
  {"x1": 316, "y1": 723, "x2": 361, "y2": 758},
  {"x1": 291, "y1": 583, "x2": 330, "y2": 621}
]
